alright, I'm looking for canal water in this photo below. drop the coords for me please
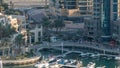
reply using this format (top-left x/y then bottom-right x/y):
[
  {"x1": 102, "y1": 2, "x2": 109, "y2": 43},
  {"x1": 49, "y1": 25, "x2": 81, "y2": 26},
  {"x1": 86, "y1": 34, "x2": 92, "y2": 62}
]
[{"x1": 4, "y1": 48, "x2": 120, "y2": 68}]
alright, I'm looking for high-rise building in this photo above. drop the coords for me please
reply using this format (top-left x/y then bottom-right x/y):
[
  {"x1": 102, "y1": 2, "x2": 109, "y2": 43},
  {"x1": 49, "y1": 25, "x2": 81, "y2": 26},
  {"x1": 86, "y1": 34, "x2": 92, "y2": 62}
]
[
  {"x1": 49, "y1": 0, "x2": 120, "y2": 41},
  {"x1": 93, "y1": 0, "x2": 120, "y2": 41},
  {"x1": 49, "y1": 0, "x2": 93, "y2": 17},
  {"x1": 78, "y1": 0, "x2": 93, "y2": 16},
  {"x1": 118, "y1": 0, "x2": 120, "y2": 17},
  {"x1": 3, "y1": 0, "x2": 49, "y2": 9}
]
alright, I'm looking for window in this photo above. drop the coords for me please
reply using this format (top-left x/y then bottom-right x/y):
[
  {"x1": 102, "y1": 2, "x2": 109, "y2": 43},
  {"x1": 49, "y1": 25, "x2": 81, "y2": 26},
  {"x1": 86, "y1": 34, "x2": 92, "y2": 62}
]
[
  {"x1": 113, "y1": 4, "x2": 117, "y2": 12},
  {"x1": 79, "y1": 7, "x2": 87, "y2": 10},
  {"x1": 89, "y1": 32, "x2": 94, "y2": 35},
  {"x1": 113, "y1": 13, "x2": 118, "y2": 21},
  {"x1": 79, "y1": 2, "x2": 87, "y2": 5},
  {"x1": 113, "y1": 0, "x2": 117, "y2": 2}
]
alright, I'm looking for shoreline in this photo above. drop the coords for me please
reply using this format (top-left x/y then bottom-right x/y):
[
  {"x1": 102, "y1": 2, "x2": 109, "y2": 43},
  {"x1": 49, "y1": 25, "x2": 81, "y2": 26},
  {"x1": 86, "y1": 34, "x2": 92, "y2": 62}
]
[
  {"x1": 2, "y1": 56, "x2": 40, "y2": 65},
  {"x1": 38, "y1": 42, "x2": 120, "y2": 57}
]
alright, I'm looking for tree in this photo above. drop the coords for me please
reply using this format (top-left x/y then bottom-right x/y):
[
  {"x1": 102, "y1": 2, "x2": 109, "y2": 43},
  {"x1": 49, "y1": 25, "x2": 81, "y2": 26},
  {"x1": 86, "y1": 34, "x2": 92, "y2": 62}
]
[
  {"x1": 14, "y1": 34, "x2": 25, "y2": 55},
  {"x1": 41, "y1": 17, "x2": 51, "y2": 29},
  {"x1": 0, "y1": 6, "x2": 4, "y2": 12},
  {"x1": 26, "y1": 29, "x2": 32, "y2": 45},
  {"x1": 2, "y1": 3, "x2": 8, "y2": 10},
  {"x1": 41, "y1": 17, "x2": 51, "y2": 40},
  {"x1": 0, "y1": 23, "x2": 16, "y2": 40},
  {"x1": 5, "y1": 9, "x2": 22, "y2": 15},
  {"x1": 0, "y1": 38, "x2": 11, "y2": 56},
  {"x1": 0, "y1": 23, "x2": 4, "y2": 40},
  {"x1": 0, "y1": 23, "x2": 16, "y2": 57},
  {"x1": 53, "y1": 19, "x2": 65, "y2": 32}
]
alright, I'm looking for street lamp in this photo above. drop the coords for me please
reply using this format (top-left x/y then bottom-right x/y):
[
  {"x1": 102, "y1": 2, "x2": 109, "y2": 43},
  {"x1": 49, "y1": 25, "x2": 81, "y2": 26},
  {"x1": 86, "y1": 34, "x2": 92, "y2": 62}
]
[
  {"x1": 40, "y1": 24, "x2": 43, "y2": 43},
  {"x1": 61, "y1": 42, "x2": 64, "y2": 55}
]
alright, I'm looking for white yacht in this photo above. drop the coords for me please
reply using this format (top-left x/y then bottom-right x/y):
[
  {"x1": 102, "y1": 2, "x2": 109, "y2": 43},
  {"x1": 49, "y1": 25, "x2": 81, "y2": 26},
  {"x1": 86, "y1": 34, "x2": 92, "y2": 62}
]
[
  {"x1": 90, "y1": 53, "x2": 100, "y2": 59},
  {"x1": 87, "y1": 62, "x2": 95, "y2": 68},
  {"x1": 115, "y1": 56, "x2": 120, "y2": 60},
  {"x1": 79, "y1": 53, "x2": 88, "y2": 58}
]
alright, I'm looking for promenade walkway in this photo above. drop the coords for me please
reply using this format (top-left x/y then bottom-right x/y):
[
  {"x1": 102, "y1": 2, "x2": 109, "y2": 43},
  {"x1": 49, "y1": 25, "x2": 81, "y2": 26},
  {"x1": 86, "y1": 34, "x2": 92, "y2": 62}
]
[
  {"x1": 3, "y1": 57, "x2": 40, "y2": 64},
  {"x1": 47, "y1": 41, "x2": 120, "y2": 55},
  {"x1": 35, "y1": 41, "x2": 120, "y2": 55},
  {"x1": 28, "y1": 41, "x2": 120, "y2": 59}
]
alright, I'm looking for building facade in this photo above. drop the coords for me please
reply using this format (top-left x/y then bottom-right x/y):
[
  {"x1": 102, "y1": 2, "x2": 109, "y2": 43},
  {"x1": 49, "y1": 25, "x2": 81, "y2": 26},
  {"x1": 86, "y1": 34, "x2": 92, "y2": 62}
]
[
  {"x1": 3, "y1": 0, "x2": 49, "y2": 9},
  {"x1": 84, "y1": 17, "x2": 97, "y2": 41},
  {"x1": 49, "y1": 0, "x2": 93, "y2": 17},
  {"x1": 49, "y1": 0, "x2": 120, "y2": 42},
  {"x1": 112, "y1": 19, "x2": 120, "y2": 44},
  {"x1": 93, "y1": 0, "x2": 120, "y2": 41}
]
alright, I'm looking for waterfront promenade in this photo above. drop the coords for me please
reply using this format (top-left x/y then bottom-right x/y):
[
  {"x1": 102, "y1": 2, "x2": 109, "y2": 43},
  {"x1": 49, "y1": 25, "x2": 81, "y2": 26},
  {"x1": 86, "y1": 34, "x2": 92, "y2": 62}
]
[
  {"x1": 2, "y1": 57, "x2": 40, "y2": 65},
  {"x1": 32, "y1": 41, "x2": 120, "y2": 56},
  {"x1": 50, "y1": 41, "x2": 120, "y2": 54}
]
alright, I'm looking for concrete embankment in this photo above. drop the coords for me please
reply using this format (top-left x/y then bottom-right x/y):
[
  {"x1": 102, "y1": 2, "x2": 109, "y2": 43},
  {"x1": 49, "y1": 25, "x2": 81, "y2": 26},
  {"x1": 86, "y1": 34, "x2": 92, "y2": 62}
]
[{"x1": 3, "y1": 56, "x2": 40, "y2": 65}]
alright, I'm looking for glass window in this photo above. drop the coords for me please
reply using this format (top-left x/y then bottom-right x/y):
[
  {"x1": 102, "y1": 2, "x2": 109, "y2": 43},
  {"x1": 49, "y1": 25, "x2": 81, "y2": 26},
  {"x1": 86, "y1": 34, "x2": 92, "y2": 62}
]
[
  {"x1": 79, "y1": 7, "x2": 87, "y2": 10},
  {"x1": 113, "y1": 13, "x2": 118, "y2": 21},
  {"x1": 79, "y1": 2, "x2": 87, "y2": 5},
  {"x1": 113, "y1": 4, "x2": 117, "y2": 12},
  {"x1": 113, "y1": 0, "x2": 117, "y2": 2}
]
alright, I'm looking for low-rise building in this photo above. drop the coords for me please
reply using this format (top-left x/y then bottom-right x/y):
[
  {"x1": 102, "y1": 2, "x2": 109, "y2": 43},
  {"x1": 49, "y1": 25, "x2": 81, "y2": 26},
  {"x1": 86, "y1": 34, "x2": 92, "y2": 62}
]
[
  {"x1": 26, "y1": 9, "x2": 47, "y2": 43},
  {"x1": 112, "y1": 19, "x2": 120, "y2": 44},
  {"x1": 84, "y1": 17, "x2": 97, "y2": 41}
]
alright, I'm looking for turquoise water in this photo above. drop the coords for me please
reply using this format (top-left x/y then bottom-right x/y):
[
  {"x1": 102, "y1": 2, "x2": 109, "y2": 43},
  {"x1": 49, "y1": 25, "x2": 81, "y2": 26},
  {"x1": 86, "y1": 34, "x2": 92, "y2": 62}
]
[{"x1": 4, "y1": 48, "x2": 120, "y2": 68}]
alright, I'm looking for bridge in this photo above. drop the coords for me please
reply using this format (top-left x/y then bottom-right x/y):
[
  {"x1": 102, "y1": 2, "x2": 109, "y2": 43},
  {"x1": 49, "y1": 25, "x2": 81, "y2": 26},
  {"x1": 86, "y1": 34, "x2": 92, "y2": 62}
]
[
  {"x1": 47, "y1": 42, "x2": 120, "y2": 55},
  {"x1": 37, "y1": 45, "x2": 119, "y2": 58},
  {"x1": 31, "y1": 41, "x2": 120, "y2": 58}
]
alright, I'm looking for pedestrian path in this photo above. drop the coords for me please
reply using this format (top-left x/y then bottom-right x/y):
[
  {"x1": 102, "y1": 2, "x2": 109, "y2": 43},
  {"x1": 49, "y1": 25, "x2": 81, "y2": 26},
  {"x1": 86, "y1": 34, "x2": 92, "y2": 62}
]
[{"x1": 48, "y1": 41, "x2": 120, "y2": 55}]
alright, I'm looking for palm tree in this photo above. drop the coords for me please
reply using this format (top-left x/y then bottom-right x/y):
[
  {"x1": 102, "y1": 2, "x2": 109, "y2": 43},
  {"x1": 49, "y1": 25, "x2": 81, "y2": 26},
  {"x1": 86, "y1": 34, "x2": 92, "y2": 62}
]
[
  {"x1": 26, "y1": 29, "x2": 32, "y2": 45},
  {"x1": 14, "y1": 34, "x2": 25, "y2": 55},
  {"x1": 41, "y1": 17, "x2": 51, "y2": 30},
  {"x1": 0, "y1": 23, "x2": 4, "y2": 40},
  {"x1": 53, "y1": 19, "x2": 65, "y2": 33},
  {"x1": 0, "y1": 38, "x2": 10, "y2": 56},
  {"x1": 0, "y1": 23, "x2": 16, "y2": 57},
  {"x1": 2, "y1": 3, "x2": 8, "y2": 10},
  {"x1": 0, "y1": 23, "x2": 16, "y2": 40},
  {"x1": 3, "y1": 24, "x2": 16, "y2": 38},
  {"x1": 40, "y1": 17, "x2": 52, "y2": 41}
]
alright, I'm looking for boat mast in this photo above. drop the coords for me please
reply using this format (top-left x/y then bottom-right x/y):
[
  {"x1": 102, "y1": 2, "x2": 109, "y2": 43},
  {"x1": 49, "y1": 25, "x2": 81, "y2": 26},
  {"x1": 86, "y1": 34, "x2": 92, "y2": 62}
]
[
  {"x1": 103, "y1": 50, "x2": 105, "y2": 55},
  {"x1": 61, "y1": 42, "x2": 64, "y2": 55}
]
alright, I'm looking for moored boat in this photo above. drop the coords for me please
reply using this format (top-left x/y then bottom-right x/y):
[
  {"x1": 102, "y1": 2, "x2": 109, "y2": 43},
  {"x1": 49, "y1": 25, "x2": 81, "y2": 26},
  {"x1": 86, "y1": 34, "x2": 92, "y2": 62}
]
[
  {"x1": 34, "y1": 61, "x2": 49, "y2": 68},
  {"x1": 115, "y1": 56, "x2": 120, "y2": 60}
]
